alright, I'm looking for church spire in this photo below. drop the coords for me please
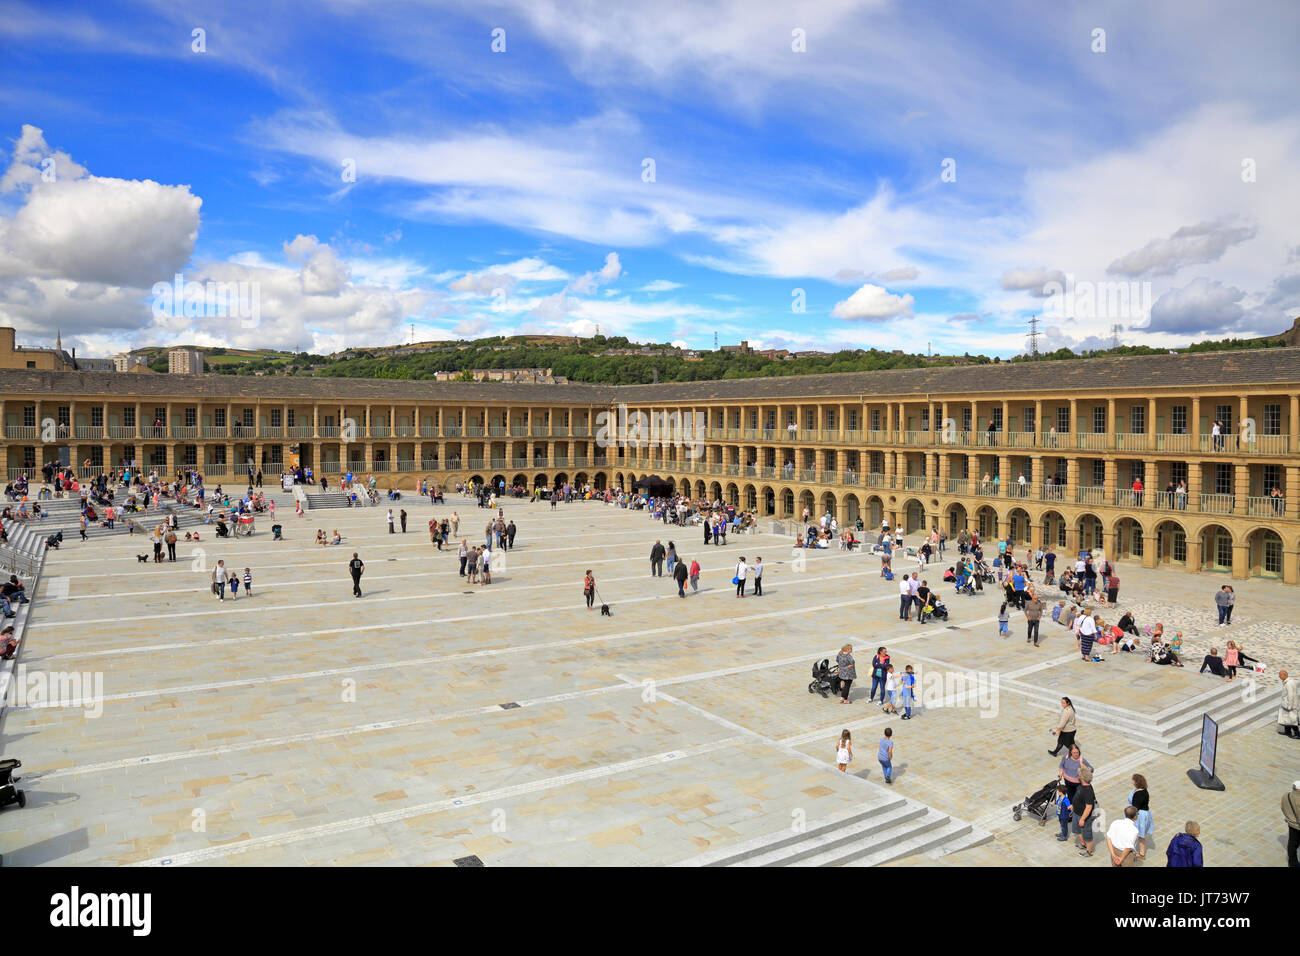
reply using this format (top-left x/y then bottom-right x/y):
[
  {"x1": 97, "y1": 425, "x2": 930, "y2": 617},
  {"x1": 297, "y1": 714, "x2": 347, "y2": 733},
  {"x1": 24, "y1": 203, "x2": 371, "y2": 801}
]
[{"x1": 56, "y1": 328, "x2": 62, "y2": 351}]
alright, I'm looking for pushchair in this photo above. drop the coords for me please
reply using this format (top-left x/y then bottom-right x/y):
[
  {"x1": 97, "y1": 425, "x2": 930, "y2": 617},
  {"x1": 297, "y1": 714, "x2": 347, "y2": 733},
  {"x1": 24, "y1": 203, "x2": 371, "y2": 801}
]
[
  {"x1": 972, "y1": 559, "x2": 996, "y2": 583},
  {"x1": 807, "y1": 658, "x2": 840, "y2": 698},
  {"x1": 928, "y1": 597, "x2": 950, "y2": 621},
  {"x1": 1012, "y1": 780, "x2": 1058, "y2": 825},
  {"x1": 0, "y1": 758, "x2": 25, "y2": 810},
  {"x1": 271, "y1": 523, "x2": 283, "y2": 540}
]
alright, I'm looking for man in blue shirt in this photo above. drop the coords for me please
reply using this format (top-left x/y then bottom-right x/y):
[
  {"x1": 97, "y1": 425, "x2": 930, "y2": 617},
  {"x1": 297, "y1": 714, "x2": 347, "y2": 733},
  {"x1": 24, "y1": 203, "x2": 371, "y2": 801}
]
[{"x1": 1011, "y1": 568, "x2": 1027, "y2": 609}]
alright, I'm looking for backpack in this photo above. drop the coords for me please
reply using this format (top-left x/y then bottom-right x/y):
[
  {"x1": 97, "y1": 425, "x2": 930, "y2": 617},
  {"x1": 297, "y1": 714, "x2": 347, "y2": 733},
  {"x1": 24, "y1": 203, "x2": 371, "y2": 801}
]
[{"x1": 883, "y1": 569, "x2": 894, "y2": 581}]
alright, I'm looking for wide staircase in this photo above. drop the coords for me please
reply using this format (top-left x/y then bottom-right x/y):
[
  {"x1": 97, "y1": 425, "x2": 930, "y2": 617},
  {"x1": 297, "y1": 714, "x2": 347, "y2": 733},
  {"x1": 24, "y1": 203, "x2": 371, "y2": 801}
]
[
  {"x1": 686, "y1": 795, "x2": 991, "y2": 867},
  {"x1": 1003, "y1": 674, "x2": 1278, "y2": 755}
]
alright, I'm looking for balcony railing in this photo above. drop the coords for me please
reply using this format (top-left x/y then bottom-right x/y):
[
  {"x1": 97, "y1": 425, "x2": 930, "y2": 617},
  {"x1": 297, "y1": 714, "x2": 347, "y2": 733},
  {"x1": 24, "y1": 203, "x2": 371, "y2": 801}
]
[
  {"x1": 1113, "y1": 489, "x2": 1146, "y2": 508},
  {"x1": 466, "y1": 427, "x2": 486, "y2": 438},
  {"x1": 1198, "y1": 493, "x2": 1234, "y2": 515},
  {"x1": 74, "y1": 425, "x2": 103, "y2": 439},
  {"x1": 1075, "y1": 433, "x2": 1108, "y2": 451},
  {"x1": 442, "y1": 426, "x2": 462, "y2": 437},
  {"x1": 289, "y1": 425, "x2": 314, "y2": 438},
  {"x1": 420, "y1": 425, "x2": 439, "y2": 438},
  {"x1": 1246, "y1": 496, "x2": 1285, "y2": 517},
  {"x1": 140, "y1": 425, "x2": 167, "y2": 439},
  {"x1": 488, "y1": 426, "x2": 508, "y2": 437},
  {"x1": 107, "y1": 425, "x2": 135, "y2": 439},
  {"x1": 1242, "y1": 434, "x2": 1289, "y2": 455},
  {"x1": 1114, "y1": 433, "x2": 1148, "y2": 451},
  {"x1": 259, "y1": 427, "x2": 284, "y2": 439},
  {"x1": 1075, "y1": 485, "x2": 1105, "y2": 505},
  {"x1": 865, "y1": 472, "x2": 887, "y2": 488}
]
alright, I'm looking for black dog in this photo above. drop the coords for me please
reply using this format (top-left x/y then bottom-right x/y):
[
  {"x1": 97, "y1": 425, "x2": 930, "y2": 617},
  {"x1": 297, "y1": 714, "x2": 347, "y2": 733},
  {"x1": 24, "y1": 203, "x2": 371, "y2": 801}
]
[
  {"x1": 600, "y1": 603, "x2": 611, "y2": 616},
  {"x1": 137, "y1": 553, "x2": 150, "y2": 562}
]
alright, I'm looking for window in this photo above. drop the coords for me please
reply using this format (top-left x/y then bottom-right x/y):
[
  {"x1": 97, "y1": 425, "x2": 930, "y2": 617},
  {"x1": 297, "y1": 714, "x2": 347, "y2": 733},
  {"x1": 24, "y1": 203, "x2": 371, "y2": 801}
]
[
  {"x1": 1092, "y1": 460, "x2": 1105, "y2": 485},
  {"x1": 1130, "y1": 526, "x2": 1144, "y2": 557},
  {"x1": 848, "y1": 410, "x2": 858, "y2": 430},
  {"x1": 1130, "y1": 405, "x2": 1145, "y2": 434},
  {"x1": 23, "y1": 405, "x2": 35, "y2": 427},
  {"x1": 123, "y1": 407, "x2": 135, "y2": 428},
  {"x1": 211, "y1": 445, "x2": 226, "y2": 465},
  {"x1": 154, "y1": 407, "x2": 167, "y2": 425},
  {"x1": 1170, "y1": 461, "x2": 1187, "y2": 485},
  {"x1": 91, "y1": 407, "x2": 103, "y2": 427},
  {"x1": 991, "y1": 407, "x2": 1003, "y2": 430},
  {"x1": 25, "y1": 361, "x2": 34, "y2": 369},
  {"x1": 270, "y1": 409, "x2": 282, "y2": 427},
  {"x1": 871, "y1": 409, "x2": 881, "y2": 431},
  {"x1": 961, "y1": 408, "x2": 972, "y2": 432},
  {"x1": 1263, "y1": 403, "x2": 1281, "y2": 436},
  {"x1": 1264, "y1": 535, "x2": 1282, "y2": 574},
  {"x1": 89, "y1": 446, "x2": 103, "y2": 468},
  {"x1": 1057, "y1": 407, "x2": 1070, "y2": 432},
  {"x1": 288, "y1": 409, "x2": 296, "y2": 427},
  {"x1": 214, "y1": 408, "x2": 225, "y2": 427},
  {"x1": 1263, "y1": 464, "x2": 1282, "y2": 494},
  {"x1": 1170, "y1": 405, "x2": 1187, "y2": 434},
  {"x1": 241, "y1": 409, "x2": 254, "y2": 428},
  {"x1": 1214, "y1": 404, "x2": 1233, "y2": 431},
  {"x1": 184, "y1": 407, "x2": 197, "y2": 427},
  {"x1": 1130, "y1": 461, "x2": 1145, "y2": 484},
  {"x1": 1023, "y1": 407, "x2": 1036, "y2": 434},
  {"x1": 1215, "y1": 463, "x2": 1232, "y2": 495},
  {"x1": 57, "y1": 405, "x2": 69, "y2": 426},
  {"x1": 122, "y1": 444, "x2": 135, "y2": 465},
  {"x1": 184, "y1": 445, "x2": 198, "y2": 466},
  {"x1": 21, "y1": 446, "x2": 35, "y2": 468},
  {"x1": 870, "y1": 451, "x2": 884, "y2": 473},
  {"x1": 1093, "y1": 406, "x2": 1106, "y2": 433},
  {"x1": 920, "y1": 408, "x2": 930, "y2": 431},
  {"x1": 1171, "y1": 529, "x2": 1186, "y2": 563}
]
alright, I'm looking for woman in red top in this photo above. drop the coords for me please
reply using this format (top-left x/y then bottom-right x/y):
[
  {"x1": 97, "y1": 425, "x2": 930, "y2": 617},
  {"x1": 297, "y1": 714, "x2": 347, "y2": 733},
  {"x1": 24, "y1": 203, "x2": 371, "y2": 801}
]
[{"x1": 583, "y1": 570, "x2": 596, "y2": 609}]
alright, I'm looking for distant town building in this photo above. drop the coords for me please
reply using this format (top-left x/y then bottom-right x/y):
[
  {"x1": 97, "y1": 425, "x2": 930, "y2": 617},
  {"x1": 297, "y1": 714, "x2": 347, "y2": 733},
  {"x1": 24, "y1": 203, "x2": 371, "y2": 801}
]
[
  {"x1": 167, "y1": 347, "x2": 205, "y2": 374},
  {"x1": 431, "y1": 368, "x2": 568, "y2": 384},
  {"x1": 0, "y1": 326, "x2": 75, "y2": 371}
]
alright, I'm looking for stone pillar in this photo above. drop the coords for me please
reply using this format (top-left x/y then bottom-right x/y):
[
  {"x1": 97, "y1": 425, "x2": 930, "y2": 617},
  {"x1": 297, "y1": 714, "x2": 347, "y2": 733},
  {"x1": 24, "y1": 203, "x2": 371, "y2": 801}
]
[
  {"x1": 1283, "y1": 547, "x2": 1300, "y2": 586},
  {"x1": 1104, "y1": 458, "x2": 1117, "y2": 501},
  {"x1": 1034, "y1": 399, "x2": 1043, "y2": 444},
  {"x1": 1186, "y1": 536, "x2": 1202, "y2": 574},
  {"x1": 1231, "y1": 542, "x2": 1250, "y2": 580},
  {"x1": 1107, "y1": 397, "x2": 1116, "y2": 448},
  {"x1": 1290, "y1": 395, "x2": 1299, "y2": 456},
  {"x1": 1141, "y1": 534, "x2": 1157, "y2": 570},
  {"x1": 1191, "y1": 396, "x2": 1201, "y2": 446},
  {"x1": 1288, "y1": 464, "x2": 1300, "y2": 520},
  {"x1": 1147, "y1": 398, "x2": 1156, "y2": 451}
]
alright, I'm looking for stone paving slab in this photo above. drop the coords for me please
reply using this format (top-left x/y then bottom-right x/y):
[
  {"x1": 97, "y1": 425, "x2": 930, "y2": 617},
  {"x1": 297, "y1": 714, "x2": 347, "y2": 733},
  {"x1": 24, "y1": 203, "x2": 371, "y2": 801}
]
[{"x1": 1, "y1": 495, "x2": 1295, "y2": 866}]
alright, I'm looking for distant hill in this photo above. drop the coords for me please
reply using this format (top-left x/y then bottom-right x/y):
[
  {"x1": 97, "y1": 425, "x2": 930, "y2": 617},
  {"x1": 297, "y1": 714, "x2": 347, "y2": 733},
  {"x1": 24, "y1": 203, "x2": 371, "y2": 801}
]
[{"x1": 129, "y1": 330, "x2": 1292, "y2": 384}]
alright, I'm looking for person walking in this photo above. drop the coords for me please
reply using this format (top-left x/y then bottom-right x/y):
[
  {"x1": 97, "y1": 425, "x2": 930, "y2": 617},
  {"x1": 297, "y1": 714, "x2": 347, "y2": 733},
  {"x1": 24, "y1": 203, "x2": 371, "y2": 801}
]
[
  {"x1": 1106, "y1": 806, "x2": 1140, "y2": 867},
  {"x1": 1072, "y1": 765, "x2": 1097, "y2": 857},
  {"x1": 752, "y1": 556, "x2": 763, "y2": 595},
  {"x1": 1024, "y1": 590, "x2": 1044, "y2": 646},
  {"x1": 1128, "y1": 773, "x2": 1154, "y2": 859},
  {"x1": 734, "y1": 556, "x2": 748, "y2": 597},
  {"x1": 457, "y1": 539, "x2": 469, "y2": 576},
  {"x1": 836, "y1": 644, "x2": 856, "y2": 704},
  {"x1": 1283, "y1": 781, "x2": 1300, "y2": 867},
  {"x1": 1215, "y1": 585, "x2": 1232, "y2": 626},
  {"x1": 348, "y1": 552, "x2": 364, "y2": 597},
  {"x1": 998, "y1": 601, "x2": 1011, "y2": 638},
  {"x1": 673, "y1": 555, "x2": 689, "y2": 597},
  {"x1": 877, "y1": 728, "x2": 894, "y2": 785},
  {"x1": 689, "y1": 557, "x2": 701, "y2": 592},
  {"x1": 243, "y1": 567, "x2": 253, "y2": 598},
  {"x1": 165, "y1": 528, "x2": 177, "y2": 562},
  {"x1": 835, "y1": 730, "x2": 853, "y2": 772},
  {"x1": 1165, "y1": 822, "x2": 1204, "y2": 867},
  {"x1": 1049, "y1": 696, "x2": 1078, "y2": 755},
  {"x1": 386, "y1": 509, "x2": 395, "y2": 534},
  {"x1": 650, "y1": 540, "x2": 666, "y2": 577},
  {"x1": 399, "y1": 508, "x2": 407, "y2": 533},
  {"x1": 1278, "y1": 669, "x2": 1299, "y2": 739},
  {"x1": 882, "y1": 665, "x2": 899, "y2": 714},
  {"x1": 211, "y1": 559, "x2": 227, "y2": 602},
  {"x1": 583, "y1": 569, "x2": 596, "y2": 609},
  {"x1": 666, "y1": 541, "x2": 677, "y2": 575}
]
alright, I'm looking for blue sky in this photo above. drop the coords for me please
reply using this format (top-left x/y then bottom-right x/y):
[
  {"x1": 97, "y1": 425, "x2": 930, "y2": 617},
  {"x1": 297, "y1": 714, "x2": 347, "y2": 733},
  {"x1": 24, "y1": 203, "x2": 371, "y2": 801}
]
[{"x1": 1, "y1": 0, "x2": 1298, "y2": 358}]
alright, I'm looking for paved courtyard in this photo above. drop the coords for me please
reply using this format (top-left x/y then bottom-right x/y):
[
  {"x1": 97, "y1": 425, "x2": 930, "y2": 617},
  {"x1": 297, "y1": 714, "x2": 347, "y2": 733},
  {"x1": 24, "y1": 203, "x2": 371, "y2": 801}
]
[{"x1": 1, "y1": 494, "x2": 1295, "y2": 866}]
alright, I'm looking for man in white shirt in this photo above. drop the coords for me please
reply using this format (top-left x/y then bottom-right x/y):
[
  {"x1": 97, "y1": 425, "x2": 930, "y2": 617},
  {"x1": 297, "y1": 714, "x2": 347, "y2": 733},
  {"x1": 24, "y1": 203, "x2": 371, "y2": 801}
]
[
  {"x1": 1106, "y1": 806, "x2": 1140, "y2": 867},
  {"x1": 734, "y1": 556, "x2": 748, "y2": 597},
  {"x1": 899, "y1": 574, "x2": 913, "y2": 621},
  {"x1": 908, "y1": 573, "x2": 921, "y2": 622}
]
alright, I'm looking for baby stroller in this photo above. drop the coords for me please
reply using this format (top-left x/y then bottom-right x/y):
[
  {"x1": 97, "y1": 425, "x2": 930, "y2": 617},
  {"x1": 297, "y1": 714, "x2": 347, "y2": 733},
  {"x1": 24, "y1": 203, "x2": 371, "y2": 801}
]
[
  {"x1": 928, "y1": 596, "x2": 950, "y2": 621},
  {"x1": 271, "y1": 523, "x2": 283, "y2": 540},
  {"x1": 807, "y1": 658, "x2": 840, "y2": 698},
  {"x1": 973, "y1": 559, "x2": 996, "y2": 583},
  {"x1": 0, "y1": 758, "x2": 25, "y2": 810},
  {"x1": 1011, "y1": 779, "x2": 1057, "y2": 825}
]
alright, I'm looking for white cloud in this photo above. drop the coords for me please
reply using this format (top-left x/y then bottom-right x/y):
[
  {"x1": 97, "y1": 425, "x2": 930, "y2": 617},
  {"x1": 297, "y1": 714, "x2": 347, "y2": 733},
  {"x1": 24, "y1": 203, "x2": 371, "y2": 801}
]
[
  {"x1": 567, "y1": 251, "x2": 622, "y2": 294},
  {"x1": 283, "y1": 234, "x2": 351, "y2": 295},
  {"x1": 831, "y1": 283, "x2": 914, "y2": 321},
  {"x1": 1107, "y1": 220, "x2": 1257, "y2": 279},
  {"x1": 1000, "y1": 268, "x2": 1066, "y2": 296},
  {"x1": 639, "y1": 279, "x2": 682, "y2": 292},
  {"x1": 1143, "y1": 278, "x2": 1246, "y2": 335}
]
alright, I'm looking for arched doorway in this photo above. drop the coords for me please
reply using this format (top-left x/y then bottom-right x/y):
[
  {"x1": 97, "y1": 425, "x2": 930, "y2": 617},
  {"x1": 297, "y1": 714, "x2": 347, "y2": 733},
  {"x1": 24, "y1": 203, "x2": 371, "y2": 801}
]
[
  {"x1": 820, "y1": 492, "x2": 837, "y2": 521},
  {"x1": 694, "y1": 480, "x2": 707, "y2": 499},
  {"x1": 865, "y1": 495, "x2": 884, "y2": 529},
  {"x1": 1199, "y1": 523, "x2": 1234, "y2": 573},
  {"x1": 725, "y1": 482, "x2": 740, "y2": 507},
  {"x1": 946, "y1": 502, "x2": 968, "y2": 538},
  {"x1": 781, "y1": 487, "x2": 796, "y2": 517},
  {"x1": 743, "y1": 484, "x2": 758, "y2": 510},
  {"x1": 975, "y1": 505, "x2": 998, "y2": 541},
  {"x1": 1041, "y1": 510, "x2": 1066, "y2": 550},
  {"x1": 1113, "y1": 516, "x2": 1143, "y2": 560},
  {"x1": 843, "y1": 493, "x2": 860, "y2": 525},
  {"x1": 593, "y1": 472, "x2": 607, "y2": 491},
  {"x1": 1006, "y1": 507, "x2": 1031, "y2": 547},
  {"x1": 903, "y1": 498, "x2": 926, "y2": 535},
  {"x1": 1153, "y1": 519, "x2": 1187, "y2": 568},
  {"x1": 1077, "y1": 513, "x2": 1104, "y2": 554},
  {"x1": 1247, "y1": 527, "x2": 1283, "y2": 578}
]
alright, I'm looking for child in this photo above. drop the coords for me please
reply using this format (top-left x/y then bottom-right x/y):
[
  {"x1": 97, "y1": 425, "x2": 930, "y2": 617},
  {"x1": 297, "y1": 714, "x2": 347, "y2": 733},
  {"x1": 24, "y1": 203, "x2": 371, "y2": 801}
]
[
  {"x1": 878, "y1": 728, "x2": 894, "y2": 785},
  {"x1": 229, "y1": 571, "x2": 240, "y2": 600},
  {"x1": 1054, "y1": 784, "x2": 1072, "y2": 842},
  {"x1": 883, "y1": 665, "x2": 898, "y2": 714},
  {"x1": 900, "y1": 665, "x2": 916, "y2": 720},
  {"x1": 243, "y1": 567, "x2": 253, "y2": 598},
  {"x1": 998, "y1": 601, "x2": 1010, "y2": 637},
  {"x1": 835, "y1": 730, "x2": 853, "y2": 772}
]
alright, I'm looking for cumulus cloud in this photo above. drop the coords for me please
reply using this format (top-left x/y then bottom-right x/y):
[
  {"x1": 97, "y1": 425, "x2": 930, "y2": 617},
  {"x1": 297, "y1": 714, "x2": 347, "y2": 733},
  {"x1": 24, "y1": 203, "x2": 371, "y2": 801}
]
[
  {"x1": 1107, "y1": 220, "x2": 1257, "y2": 278},
  {"x1": 1143, "y1": 277, "x2": 1246, "y2": 335},
  {"x1": 567, "y1": 252, "x2": 622, "y2": 294},
  {"x1": 830, "y1": 283, "x2": 914, "y2": 321},
  {"x1": 283, "y1": 234, "x2": 351, "y2": 295},
  {"x1": 1000, "y1": 267, "x2": 1066, "y2": 296}
]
